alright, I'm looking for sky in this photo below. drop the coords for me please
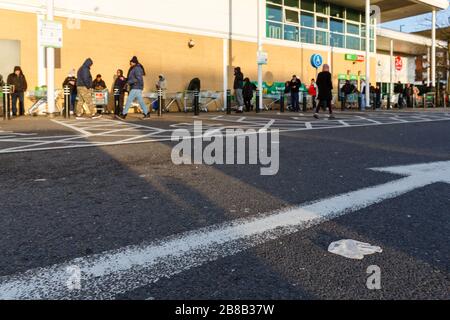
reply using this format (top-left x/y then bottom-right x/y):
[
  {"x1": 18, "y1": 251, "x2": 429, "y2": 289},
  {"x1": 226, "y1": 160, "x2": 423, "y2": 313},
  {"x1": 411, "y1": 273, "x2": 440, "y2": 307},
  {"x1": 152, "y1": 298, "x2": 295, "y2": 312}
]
[{"x1": 382, "y1": 5, "x2": 450, "y2": 33}]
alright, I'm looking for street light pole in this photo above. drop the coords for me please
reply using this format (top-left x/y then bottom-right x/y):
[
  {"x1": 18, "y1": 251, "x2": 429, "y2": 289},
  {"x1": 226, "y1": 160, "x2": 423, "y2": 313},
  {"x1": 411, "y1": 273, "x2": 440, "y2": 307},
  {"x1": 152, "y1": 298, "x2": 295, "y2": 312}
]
[
  {"x1": 257, "y1": 0, "x2": 263, "y2": 112},
  {"x1": 365, "y1": 0, "x2": 371, "y2": 110},
  {"x1": 46, "y1": 0, "x2": 56, "y2": 116}
]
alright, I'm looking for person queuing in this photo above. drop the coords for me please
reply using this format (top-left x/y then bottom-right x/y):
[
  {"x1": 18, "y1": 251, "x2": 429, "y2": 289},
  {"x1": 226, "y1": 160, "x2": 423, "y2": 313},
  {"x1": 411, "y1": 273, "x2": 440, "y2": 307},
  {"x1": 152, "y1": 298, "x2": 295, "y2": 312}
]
[
  {"x1": 242, "y1": 78, "x2": 257, "y2": 112},
  {"x1": 233, "y1": 67, "x2": 244, "y2": 113},
  {"x1": 113, "y1": 69, "x2": 127, "y2": 116},
  {"x1": 284, "y1": 81, "x2": 291, "y2": 110},
  {"x1": 92, "y1": 74, "x2": 107, "y2": 114},
  {"x1": 314, "y1": 64, "x2": 334, "y2": 119},
  {"x1": 7, "y1": 66, "x2": 28, "y2": 117},
  {"x1": 341, "y1": 80, "x2": 356, "y2": 110},
  {"x1": 155, "y1": 74, "x2": 168, "y2": 112},
  {"x1": 76, "y1": 58, "x2": 100, "y2": 119},
  {"x1": 308, "y1": 79, "x2": 318, "y2": 111},
  {"x1": 403, "y1": 83, "x2": 413, "y2": 108},
  {"x1": 394, "y1": 81, "x2": 403, "y2": 109},
  {"x1": 92, "y1": 74, "x2": 106, "y2": 90},
  {"x1": 62, "y1": 69, "x2": 77, "y2": 115},
  {"x1": 116, "y1": 56, "x2": 150, "y2": 120},
  {"x1": 289, "y1": 75, "x2": 302, "y2": 112},
  {"x1": 360, "y1": 79, "x2": 367, "y2": 111}
]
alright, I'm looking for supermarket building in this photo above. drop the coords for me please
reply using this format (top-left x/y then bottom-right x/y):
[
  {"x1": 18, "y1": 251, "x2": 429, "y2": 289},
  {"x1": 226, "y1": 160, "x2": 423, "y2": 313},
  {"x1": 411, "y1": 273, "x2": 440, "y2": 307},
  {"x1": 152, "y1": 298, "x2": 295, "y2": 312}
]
[{"x1": 0, "y1": 0, "x2": 448, "y2": 110}]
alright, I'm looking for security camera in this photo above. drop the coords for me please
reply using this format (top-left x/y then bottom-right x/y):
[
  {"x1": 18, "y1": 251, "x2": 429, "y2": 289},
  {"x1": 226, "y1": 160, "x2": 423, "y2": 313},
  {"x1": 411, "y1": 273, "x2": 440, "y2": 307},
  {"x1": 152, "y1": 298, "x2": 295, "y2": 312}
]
[{"x1": 188, "y1": 39, "x2": 195, "y2": 48}]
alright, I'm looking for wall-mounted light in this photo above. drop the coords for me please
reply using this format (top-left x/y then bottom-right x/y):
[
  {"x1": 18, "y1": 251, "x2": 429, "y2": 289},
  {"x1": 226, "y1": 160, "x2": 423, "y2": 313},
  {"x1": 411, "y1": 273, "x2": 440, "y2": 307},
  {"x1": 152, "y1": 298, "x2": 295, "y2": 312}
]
[{"x1": 188, "y1": 39, "x2": 195, "y2": 48}]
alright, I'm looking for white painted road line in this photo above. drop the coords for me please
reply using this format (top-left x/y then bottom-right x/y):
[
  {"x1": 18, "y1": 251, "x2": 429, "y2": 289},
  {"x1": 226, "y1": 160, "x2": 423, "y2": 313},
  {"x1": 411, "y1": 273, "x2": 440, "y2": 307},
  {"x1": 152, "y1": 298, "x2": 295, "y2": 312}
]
[
  {"x1": 0, "y1": 161, "x2": 449, "y2": 299},
  {"x1": 51, "y1": 119, "x2": 93, "y2": 136}
]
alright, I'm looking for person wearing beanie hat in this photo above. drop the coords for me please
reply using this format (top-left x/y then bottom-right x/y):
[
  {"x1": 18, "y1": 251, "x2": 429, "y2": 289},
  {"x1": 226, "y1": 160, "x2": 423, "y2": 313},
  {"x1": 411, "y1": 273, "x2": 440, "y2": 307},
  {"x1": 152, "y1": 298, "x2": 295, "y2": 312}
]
[
  {"x1": 7, "y1": 66, "x2": 27, "y2": 116},
  {"x1": 116, "y1": 56, "x2": 150, "y2": 120},
  {"x1": 62, "y1": 69, "x2": 78, "y2": 115}
]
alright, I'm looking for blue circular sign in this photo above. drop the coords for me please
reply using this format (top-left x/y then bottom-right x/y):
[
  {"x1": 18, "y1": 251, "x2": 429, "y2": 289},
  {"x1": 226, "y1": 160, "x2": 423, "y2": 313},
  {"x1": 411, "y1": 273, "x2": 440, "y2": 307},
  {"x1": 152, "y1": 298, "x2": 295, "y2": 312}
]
[{"x1": 311, "y1": 54, "x2": 323, "y2": 69}]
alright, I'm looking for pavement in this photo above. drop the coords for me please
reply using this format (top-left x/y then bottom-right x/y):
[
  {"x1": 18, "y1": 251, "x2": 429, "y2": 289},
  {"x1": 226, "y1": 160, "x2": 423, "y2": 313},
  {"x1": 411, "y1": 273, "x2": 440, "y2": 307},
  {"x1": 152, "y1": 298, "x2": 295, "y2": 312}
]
[{"x1": 0, "y1": 109, "x2": 449, "y2": 300}]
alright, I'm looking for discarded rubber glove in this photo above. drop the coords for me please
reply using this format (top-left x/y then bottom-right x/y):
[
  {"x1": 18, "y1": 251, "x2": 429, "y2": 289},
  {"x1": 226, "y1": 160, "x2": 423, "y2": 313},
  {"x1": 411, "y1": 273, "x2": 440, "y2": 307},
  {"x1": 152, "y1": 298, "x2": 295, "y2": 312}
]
[{"x1": 328, "y1": 239, "x2": 382, "y2": 260}]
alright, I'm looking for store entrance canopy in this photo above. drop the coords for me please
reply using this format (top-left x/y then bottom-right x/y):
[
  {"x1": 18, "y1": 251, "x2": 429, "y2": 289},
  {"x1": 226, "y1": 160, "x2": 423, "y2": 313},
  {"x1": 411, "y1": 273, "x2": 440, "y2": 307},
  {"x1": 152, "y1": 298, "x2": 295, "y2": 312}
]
[
  {"x1": 329, "y1": 0, "x2": 448, "y2": 22},
  {"x1": 377, "y1": 28, "x2": 448, "y2": 55}
]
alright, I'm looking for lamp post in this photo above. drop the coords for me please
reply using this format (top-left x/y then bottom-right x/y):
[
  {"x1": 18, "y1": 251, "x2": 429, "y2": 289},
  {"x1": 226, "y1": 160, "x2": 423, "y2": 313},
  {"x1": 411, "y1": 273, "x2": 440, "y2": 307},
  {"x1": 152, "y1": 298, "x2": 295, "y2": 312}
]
[
  {"x1": 46, "y1": 0, "x2": 56, "y2": 116},
  {"x1": 257, "y1": 0, "x2": 263, "y2": 113}
]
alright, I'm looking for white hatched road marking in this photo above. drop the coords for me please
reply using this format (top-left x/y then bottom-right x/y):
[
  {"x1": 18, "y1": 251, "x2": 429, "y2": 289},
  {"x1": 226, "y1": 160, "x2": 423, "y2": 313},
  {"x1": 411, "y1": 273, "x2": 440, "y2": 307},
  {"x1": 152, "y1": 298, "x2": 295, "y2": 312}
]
[{"x1": 0, "y1": 112, "x2": 449, "y2": 154}]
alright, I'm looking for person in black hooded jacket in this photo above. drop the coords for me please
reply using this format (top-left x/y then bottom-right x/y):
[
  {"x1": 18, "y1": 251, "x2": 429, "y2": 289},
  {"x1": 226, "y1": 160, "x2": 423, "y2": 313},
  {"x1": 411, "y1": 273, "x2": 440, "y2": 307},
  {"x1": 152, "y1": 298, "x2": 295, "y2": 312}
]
[
  {"x1": 242, "y1": 78, "x2": 256, "y2": 112},
  {"x1": 75, "y1": 58, "x2": 99, "y2": 118},
  {"x1": 7, "y1": 66, "x2": 28, "y2": 116}
]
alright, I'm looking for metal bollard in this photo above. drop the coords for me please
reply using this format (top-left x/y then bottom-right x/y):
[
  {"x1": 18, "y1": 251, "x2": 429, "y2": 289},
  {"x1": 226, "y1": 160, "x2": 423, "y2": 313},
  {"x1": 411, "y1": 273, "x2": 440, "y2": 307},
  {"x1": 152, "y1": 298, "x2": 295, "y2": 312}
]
[
  {"x1": 63, "y1": 85, "x2": 71, "y2": 118},
  {"x1": 194, "y1": 90, "x2": 200, "y2": 116},
  {"x1": 226, "y1": 89, "x2": 231, "y2": 115},
  {"x1": 280, "y1": 93, "x2": 285, "y2": 113},
  {"x1": 256, "y1": 89, "x2": 260, "y2": 113},
  {"x1": 114, "y1": 88, "x2": 120, "y2": 115},
  {"x1": 2, "y1": 85, "x2": 10, "y2": 120},
  {"x1": 302, "y1": 93, "x2": 307, "y2": 112},
  {"x1": 158, "y1": 88, "x2": 163, "y2": 117}
]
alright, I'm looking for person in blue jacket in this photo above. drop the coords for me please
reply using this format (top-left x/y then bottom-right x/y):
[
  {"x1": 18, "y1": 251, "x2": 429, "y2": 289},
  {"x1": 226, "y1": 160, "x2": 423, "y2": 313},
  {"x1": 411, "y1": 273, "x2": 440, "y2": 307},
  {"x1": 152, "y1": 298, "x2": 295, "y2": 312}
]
[{"x1": 116, "y1": 56, "x2": 150, "y2": 120}]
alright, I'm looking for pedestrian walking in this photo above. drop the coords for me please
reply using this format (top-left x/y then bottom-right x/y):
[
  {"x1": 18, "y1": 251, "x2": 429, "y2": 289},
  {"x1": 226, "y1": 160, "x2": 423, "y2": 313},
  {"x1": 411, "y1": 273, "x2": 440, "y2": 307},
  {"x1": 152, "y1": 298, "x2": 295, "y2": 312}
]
[
  {"x1": 62, "y1": 69, "x2": 77, "y2": 115},
  {"x1": 233, "y1": 67, "x2": 244, "y2": 113},
  {"x1": 314, "y1": 64, "x2": 334, "y2": 119},
  {"x1": 243, "y1": 78, "x2": 257, "y2": 112},
  {"x1": 289, "y1": 75, "x2": 302, "y2": 112},
  {"x1": 7, "y1": 66, "x2": 27, "y2": 116},
  {"x1": 116, "y1": 56, "x2": 150, "y2": 120},
  {"x1": 75, "y1": 58, "x2": 100, "y2": 119},
  {"x1": 113, "y1": 69, "x2": 127, "y2": 116}
]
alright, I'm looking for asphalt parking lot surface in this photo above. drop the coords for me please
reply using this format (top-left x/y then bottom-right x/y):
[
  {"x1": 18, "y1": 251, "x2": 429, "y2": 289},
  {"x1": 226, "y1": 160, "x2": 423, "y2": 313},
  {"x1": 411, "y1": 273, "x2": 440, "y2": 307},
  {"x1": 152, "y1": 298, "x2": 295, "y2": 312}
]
[{"x1": 0, "y1": 109, "x2": 449, "y2": 300}]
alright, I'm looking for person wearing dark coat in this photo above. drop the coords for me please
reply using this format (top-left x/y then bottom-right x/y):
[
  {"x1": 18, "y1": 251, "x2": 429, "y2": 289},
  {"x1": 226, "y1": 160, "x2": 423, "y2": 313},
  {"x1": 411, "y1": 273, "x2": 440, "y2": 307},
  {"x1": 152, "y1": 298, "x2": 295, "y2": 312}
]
[
  {"x1": 289, "y1": 75, "x2": 302, "y2": 112},
  {"x1": 242, "y1": 78, "x2": 257, "y2": 112},
  {"x1": 75, "y1": 58, "x2": 98, "y2": 118},
  {"x1": 7, "y1": 66, "x2": 28, "y2": 116},
  {"x1": 314, "y1": 64, "x2": 334, "y2": 119},
  {"x1": 113, "y1": 69, "x2": 127, "y2": 116},
  {"x1": 341, "y1": 80, "x2": 356, "y2": 110}
]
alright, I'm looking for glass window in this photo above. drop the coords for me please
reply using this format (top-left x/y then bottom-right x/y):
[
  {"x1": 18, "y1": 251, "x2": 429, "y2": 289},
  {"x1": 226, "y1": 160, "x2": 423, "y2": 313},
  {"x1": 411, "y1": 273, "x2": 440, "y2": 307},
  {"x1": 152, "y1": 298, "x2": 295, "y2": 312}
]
[
  {"x1": 330, "y1": 33, "x2": 344, "y2": 48},
  {"x1": 370, "y1": 27, "x2": 375, "y2": 39},
  {"x1": 316, "y1": 30, "x2": 329, "y2": 46},
  {"x1": 267, "y1": 4, "x2": 283, "y2": 22},
  {"x1": 361, "y1": 38, "x2": 366, "y2": 51},
  {"x1": 316, "y1": 16, "x2": 328, "y2": 29},
  {"x1": 330, "y1": 18, "x2": 344, "y2": 33},
  {"x1": 315, "y1": 1, "x2": 328, "y2": 14},
  {"x1": 347, "y1": 23, "x2": 360, "y2": 35},
  {"x1": 346, "y1": 36, "x2": 360, "y2": 50},
  {"x1": 284, "y1": 0, "x2": 300, "y2": 8},
  {"x1": 285, "y1": 25, "x2": 299, "y2": 41},
  {"x1": 266, "y1": 21, "x2": 283, "y2": 39},
  {"x1": 285, "y1": 9, "x2": 299, "y2": 24},
  {"x1": 361, "y1": 24, "x2": 366, "y2": 37},
  {"x1": 301, "y1": 0, "x2": 315, "y2": 12},
  {"x1": 301, "y1": 11, "x2": 314, "y2": 27},
  {"x1": 346, "y1": 9, "x2": 360, "y2": 22},
  {"x1": 301, "y1": 27, "x2": 314, "y2": 44},
  {"x1": 330, "y1": 4, "x2": 344, "y2": 18}
]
